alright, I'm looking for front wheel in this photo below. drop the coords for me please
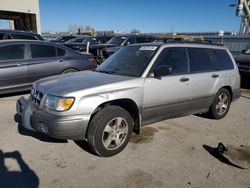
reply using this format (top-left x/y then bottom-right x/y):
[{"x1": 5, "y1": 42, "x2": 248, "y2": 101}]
[
  {"x1": 87, "y1": 106, "x2": 133, "y2": 157},
  {"x1": 208, "y1": 88, "x2": 231, "y2": 119}
]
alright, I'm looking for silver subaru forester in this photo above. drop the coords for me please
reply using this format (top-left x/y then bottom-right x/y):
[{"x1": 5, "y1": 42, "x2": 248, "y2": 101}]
[{"x1": 17, "y1": 42, "x2": 241, "y2": 157}]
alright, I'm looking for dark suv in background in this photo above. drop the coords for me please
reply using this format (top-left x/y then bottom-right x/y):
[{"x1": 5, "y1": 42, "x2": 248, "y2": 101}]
[
  {"x1": 0, "y1": 29, "x2": 44, "y2": 41},
  {"x1": 235, "y1": 47, "x2": 250, "y2": 86},
  {"x1": 65, "y1": 36, "x2": 112, "y2": 52},
  {"x1": 49, "y1": 35, "x2": 77, "y2": 44},
  {"x1": 89, "y1": 34, "x2": 157, "y2": 63}
]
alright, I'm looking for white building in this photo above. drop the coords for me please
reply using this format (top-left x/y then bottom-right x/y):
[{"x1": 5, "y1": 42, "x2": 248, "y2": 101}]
[{"x1": 0, "y1": 0, "x2": 41, "y2": 34}]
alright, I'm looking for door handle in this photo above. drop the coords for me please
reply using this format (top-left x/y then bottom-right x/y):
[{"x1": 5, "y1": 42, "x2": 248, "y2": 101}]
[
  {"x1": 58, "y1": 59, "x2": 63, "y2": 63},
  {"x1": 17, "y1": 63, "x2": 22, "y2": 66},
  {"x1": 212, "y1": 74, "x2": 219, "y2": 78},
  {"x1": 179, "y1": 77, "x2": 189, "y2": 82}
]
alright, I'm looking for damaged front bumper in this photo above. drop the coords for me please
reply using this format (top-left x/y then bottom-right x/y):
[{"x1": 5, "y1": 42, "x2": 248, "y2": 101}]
[{"x1": 16, "y1": 97, "x2": 36, "y2": 132}]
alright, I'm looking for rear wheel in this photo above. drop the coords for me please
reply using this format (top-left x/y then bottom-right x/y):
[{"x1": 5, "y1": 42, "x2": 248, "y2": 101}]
[
  {"x1": 208, "y1": 88, "x2": 231, "y2": 119},
  {"x1": 87, "y1": 106, "x2": 133, "y2": 157}
]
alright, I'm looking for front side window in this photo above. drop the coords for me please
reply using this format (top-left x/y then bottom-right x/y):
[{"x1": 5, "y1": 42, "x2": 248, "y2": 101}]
[
  {"x1": 30, "y1": 44, "x2": 56, "y2": 58},
  {"x1": 212, "y1": 49, "x2": 234, "y2": 70},
  {"x1": 188, "y1": 48, "x2": 215, "y2": 73},
  {"x1": 153, "y1": 47, "x2": 188, "y2": 75},
  {"x1": 0, "y1": 44, "x2": 25, "y2": 61}
]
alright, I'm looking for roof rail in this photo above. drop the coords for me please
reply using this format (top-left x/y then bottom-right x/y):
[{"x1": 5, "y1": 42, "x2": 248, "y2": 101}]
[{"x1": 164, "y1": 38, "x2": 223, "y2": 46}]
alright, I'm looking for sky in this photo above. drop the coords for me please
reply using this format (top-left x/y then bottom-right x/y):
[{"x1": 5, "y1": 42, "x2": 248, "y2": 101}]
[{"x1": 39, "y1": 0, "x2": 241, "y2": 33}]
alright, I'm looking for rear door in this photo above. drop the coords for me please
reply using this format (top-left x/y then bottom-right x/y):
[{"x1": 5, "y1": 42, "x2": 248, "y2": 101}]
[
  {"x1": 28, "y1": 44, "x2": 60, "y2": 83},
  {"x1": 143, "y1": 47, "x2": 191, "y2": 124},
  {"x1": 186, "y1": 47, "x2": 218, "y2": 111},
  {"x1": 0, "y1": 44, "x2": 28, "y2": 92}
]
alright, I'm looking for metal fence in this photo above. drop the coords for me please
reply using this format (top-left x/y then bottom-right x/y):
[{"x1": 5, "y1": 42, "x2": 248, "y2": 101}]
[{"x1": 204, "y1": 36, "x2": 250, "y2": 56}]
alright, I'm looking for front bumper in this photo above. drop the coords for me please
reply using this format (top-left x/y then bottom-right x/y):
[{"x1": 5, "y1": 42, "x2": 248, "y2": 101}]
[{"x1": 30, "y1": 108, "x2": 90, "y2": 140}]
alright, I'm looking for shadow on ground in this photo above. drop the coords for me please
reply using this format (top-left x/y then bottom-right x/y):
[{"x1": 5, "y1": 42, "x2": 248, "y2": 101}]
[
  {"x1": 74, "y1": 141, "x2": 97, "y2": 156},
  {"x1": 14, "y1": 114, "x2": 67, "y2": 143},
  {"x1": 0, "y1": 150, "x2": 39, "y2": 188},
  {"x1": 203, "y1": 144, "x2": 241, "y2": 168}
]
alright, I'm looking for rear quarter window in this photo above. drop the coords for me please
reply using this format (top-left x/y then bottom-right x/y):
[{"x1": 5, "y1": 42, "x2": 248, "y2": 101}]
[
  {"x1": 188, "y1": 48, "x2": 215, "y2": 73},
  {"x1": 212, "y1": 49, "x2": 234, "y2": 70},
  {"x1": 57, "y1": 47, "x2": 66, "y2": 56}
]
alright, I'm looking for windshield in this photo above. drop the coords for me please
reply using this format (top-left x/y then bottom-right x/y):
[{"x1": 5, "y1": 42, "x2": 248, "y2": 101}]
[
  {"x1": 96, "y1": 45, "x2": 158, "y2": 77},
  {"x1": 106, "y1": 36, "x2": 127, "y2": 45},
  {"x1": 67, "y1": 38, "x2": 85, "y2": 43},
  {"x1": 52, "y1": 36, "x2": 62, "y2": 42}
]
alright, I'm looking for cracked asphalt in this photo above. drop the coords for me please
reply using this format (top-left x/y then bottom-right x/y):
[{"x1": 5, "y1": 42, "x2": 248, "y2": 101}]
[{"x1": 0, "y1": 91, "x2": 249, "y2": 188}]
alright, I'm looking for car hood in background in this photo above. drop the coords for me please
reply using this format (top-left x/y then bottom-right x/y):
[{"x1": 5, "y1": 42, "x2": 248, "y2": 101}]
[{"x1": 90, "y1": 43, "x2": 117, "y2": 49}]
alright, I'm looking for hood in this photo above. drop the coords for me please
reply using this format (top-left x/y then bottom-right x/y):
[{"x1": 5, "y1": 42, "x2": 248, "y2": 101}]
[
  {"x1": 35, "y1": 71, "x2": 134, "y2": 96},
  {"x1": 90, "y1": 43, "x2": 117, "y2": 49},
  {"x1": 65, "y1": 42, "x2": 85, "y2": 46}
]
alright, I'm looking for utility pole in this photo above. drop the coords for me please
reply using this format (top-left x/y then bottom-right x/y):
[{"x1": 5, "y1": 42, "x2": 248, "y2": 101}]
[{"x1": 234, "y1": 0, "x2": 250, "y2": 35}]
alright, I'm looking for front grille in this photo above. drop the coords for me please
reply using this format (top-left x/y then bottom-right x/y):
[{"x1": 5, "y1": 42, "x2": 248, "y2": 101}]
[{"x1": 31, "y1": 88, "x2": 44, "y2": 108}]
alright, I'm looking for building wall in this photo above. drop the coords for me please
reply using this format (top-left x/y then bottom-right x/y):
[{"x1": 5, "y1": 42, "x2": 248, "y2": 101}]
[{"x1": 0, "y1": 0, "x2": 41, "y2": 33}]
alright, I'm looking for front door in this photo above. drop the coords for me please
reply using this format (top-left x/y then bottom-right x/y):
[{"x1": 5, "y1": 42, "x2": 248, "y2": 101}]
[
  {"x1": 0, "y1": 44, "x2": 29, "y2": 93},
  {"x1": 143, "y1": 47, "x2": 191, "y2": 125}
]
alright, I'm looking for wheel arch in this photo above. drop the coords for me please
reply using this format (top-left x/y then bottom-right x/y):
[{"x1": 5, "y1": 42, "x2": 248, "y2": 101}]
[
  {"x1": 220, "y1": 86, "x2": 233, "y2": 101},
  {"x1": 88, "y1": 98, "x2": 141, "y2": 136}
]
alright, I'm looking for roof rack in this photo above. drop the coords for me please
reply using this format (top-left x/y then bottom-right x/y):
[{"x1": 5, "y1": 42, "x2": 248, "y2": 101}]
[{"x1": 164, "y1": 38, "x2": 223, "y2": 46}]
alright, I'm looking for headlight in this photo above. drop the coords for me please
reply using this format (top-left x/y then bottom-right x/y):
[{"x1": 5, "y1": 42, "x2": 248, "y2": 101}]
[{"x1": 44, "y1": 95, "x2": 75, "y2": 111}]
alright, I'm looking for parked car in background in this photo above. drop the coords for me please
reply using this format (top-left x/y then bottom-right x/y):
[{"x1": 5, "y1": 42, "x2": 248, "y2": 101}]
[
  {"x1": 49, "y1": 35, "x2": 76, "y2": 44},
  {"x1": 64, "y1": 36, "x2": 94, "y2": 51},
  {"x1": 17, "y1": 42, "x2": 240, "y2": 157},
  {"x1": 0, "y1": 40, "x2": 96, "y2": 94},
  {"x1": 0, "y1": 29, "x2": 44, "y2": 41},
  {"x1": 65, "y1": 36, "x2": 112, "y2": 52},
  {"x1": 235, "y1": 48, "x2": 250, "y2": 86},
  {"x1": 89, "y1": 34, "x2": 157, "y2": 63}
]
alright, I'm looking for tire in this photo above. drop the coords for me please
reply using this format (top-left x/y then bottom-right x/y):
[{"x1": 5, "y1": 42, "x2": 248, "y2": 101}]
[
  {"x1": 87, "y1": 106, "x2": 133, "y2": 157},
  {"x1": 208, "y1": 88, "x2": 231, "y2": 119},
  {"x1": 62, "y1": 69, "x2": 78, "y2": 74}
]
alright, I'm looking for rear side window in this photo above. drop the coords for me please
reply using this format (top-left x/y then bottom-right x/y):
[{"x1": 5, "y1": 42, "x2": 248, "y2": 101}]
[
  {"x1": 0, "y1": 44, "x2": 25, "y2": 61},
  {"x1": 212, "y1": 49, "x2": 234, "y2": 70},
  {"x1": 188, "y1": 48, "x2": 215, "y2": 73},
  {"x1": 154, "y1": 47, "x2": 188, "y2": 75},
  {"x1": 57, "y1": 48, "x2": 66, "y2": 56},
  {"x1": 12, "y1": 34, "x2": 37, "y2": 40},
  {"x1": 30, "y1": 44, "x2": 56, "y2": 58}
]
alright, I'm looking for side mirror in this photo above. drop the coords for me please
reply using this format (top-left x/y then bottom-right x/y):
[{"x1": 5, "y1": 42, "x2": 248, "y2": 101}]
[
  {"x1": 242, "y1": 50, "x2": 246, "y2": 54},
  {"x1": 154, "y1": 65, "x2": 171, "y2": 77}
]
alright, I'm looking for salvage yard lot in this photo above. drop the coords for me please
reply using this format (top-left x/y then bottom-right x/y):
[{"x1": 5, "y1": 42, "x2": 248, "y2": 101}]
[{"x1": 0, "y1": 92, "x2": 250, "y2": 188}]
